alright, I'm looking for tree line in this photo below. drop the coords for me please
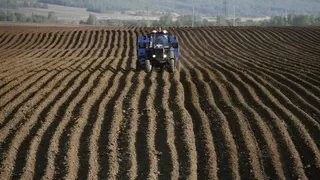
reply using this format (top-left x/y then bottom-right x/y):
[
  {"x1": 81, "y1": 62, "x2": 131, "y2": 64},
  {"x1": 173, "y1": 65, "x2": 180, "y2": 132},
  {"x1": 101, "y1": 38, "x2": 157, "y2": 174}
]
[
  {"x1": 80, "y1": 13, "x2": 320, "y2": 27},
  {"x1": 0, "y1": 1, "x2": 48, "y2": 9},
  {"x1": 38, "y1": 0, "x2": 320, "y2": 17},
  {"x1": 0, "y1": 11, "x2": 58, "y2": 23}
]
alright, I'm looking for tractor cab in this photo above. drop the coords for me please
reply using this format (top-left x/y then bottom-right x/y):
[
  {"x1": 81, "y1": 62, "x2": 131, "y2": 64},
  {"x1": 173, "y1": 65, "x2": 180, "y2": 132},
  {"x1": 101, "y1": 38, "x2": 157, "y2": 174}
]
[{"x1": 149, "y1": 31, "x2": 170, "y2": 49}]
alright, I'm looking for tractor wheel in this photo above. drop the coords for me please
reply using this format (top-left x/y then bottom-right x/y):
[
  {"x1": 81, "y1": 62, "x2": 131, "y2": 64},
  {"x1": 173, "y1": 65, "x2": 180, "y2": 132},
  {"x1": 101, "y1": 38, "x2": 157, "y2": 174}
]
[
  {"x1": 145, "y1": 59, "x2": 152, "y2": 72},
  {"x1": 168, "y1": 59, "x2": 175, "y2": 73},
  {"x1": 136, "y1": 60, "x2": 141, "y2": 71}
]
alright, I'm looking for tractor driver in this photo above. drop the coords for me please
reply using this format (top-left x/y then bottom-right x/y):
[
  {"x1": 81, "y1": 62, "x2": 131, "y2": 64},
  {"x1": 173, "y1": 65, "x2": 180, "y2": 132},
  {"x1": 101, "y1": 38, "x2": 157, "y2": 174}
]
[{"x1": 155, "y1": 35, "x2": 168, "y2": 47}]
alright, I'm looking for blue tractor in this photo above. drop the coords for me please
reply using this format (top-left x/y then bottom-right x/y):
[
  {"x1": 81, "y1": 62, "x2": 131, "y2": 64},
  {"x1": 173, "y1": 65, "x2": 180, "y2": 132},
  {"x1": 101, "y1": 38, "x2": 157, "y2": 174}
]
[{"x1": 136, "y1": 29, "x2": 179, "y2": 72}]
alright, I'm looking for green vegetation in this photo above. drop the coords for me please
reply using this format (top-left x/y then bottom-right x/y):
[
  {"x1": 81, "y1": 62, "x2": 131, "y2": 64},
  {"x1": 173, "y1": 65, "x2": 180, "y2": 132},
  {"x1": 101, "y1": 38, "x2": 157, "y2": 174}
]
[
  {"x1": 0, "y1": 0, "x2": 48, "y2": 9},
  {"x1": 79, "y1": 13, "x2": 320, "y2": 27},
  {"x1": 39, "y1": 0, "x2": 320, "y2": 17},
  {"x1": 0, "y1": 10, "x2": 58, "y2": 23}
]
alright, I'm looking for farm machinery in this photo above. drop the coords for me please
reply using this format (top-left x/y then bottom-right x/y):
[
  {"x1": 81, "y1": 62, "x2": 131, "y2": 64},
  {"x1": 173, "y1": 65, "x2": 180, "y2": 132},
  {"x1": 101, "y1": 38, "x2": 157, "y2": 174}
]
[{"x1": 136, "y1": 29, "x2": 179, "y2": 72}]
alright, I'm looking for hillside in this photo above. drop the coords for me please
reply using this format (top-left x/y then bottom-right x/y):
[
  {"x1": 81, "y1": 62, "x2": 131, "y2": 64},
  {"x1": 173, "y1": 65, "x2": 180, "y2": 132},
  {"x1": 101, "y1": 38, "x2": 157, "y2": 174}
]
[{"x1": 38, "y1": 0, "x2": 320, "y2": 17}]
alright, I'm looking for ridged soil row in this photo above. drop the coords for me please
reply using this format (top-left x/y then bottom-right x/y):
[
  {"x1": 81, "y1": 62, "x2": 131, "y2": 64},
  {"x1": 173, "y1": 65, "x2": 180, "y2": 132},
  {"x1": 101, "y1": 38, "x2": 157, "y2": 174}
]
[
  {"x1": 0, "y1": 50, "x2": 86, "y2": 107},
  {"x1": 76, "y1": 31, "x2": 95, "y2": 58},
  {"x1": 299, "y1": 28, "x2": 320, "y2": 46},
  {"x1": 85, "y1": 30, "x2": 105, "y2": 59},
  {"x1": 238, "y1": 29, "x2": 320, "y2": 81},
  {"x1": 0, "y1": 30, "x2": 99, "y2": 160},
  {"x1": 177, "y1": 29, "x2": 239, "y2": 180},
  {"x1": 189, "y1": 28, "x2": 306, "y2": 177},
  {"x1": 228, "y1": 29, "x2": 320, "y2": 78},
  {"x1": 169, "y1": 68, "x2": 198, "y2": 180},
  {"x1": 220, "y1": 30, "x2": 320, "y2": 130},
  {"x1": 142, "y1": 34, "x2": 198, "y2": 179},
  {"x1": 0, "y1": 33, "x2": 36, "y2": 60},
  {"x1": 85, "y1": 64, "x2": 124, "y2": 179},
  {"x1": 68, "y1": 30, "x2": 126, "y2": 179},
  {"x1": 25, "y1": 32, "x2": 48, "y2": 52},
  {"x1": 22, "y1": 29, "x2": 112, "y2": 180},
  {"x1": 0, "y1": 67, "x2": 76, "y2": 180},
  {"x1": 0, "y1": 52, "x2": 83, "y2": 115},
  {"x1": 225, "y1": 28, "x2": 319, "y2": 75},
  {"x1": 199, "y1": 28, "x2": 318, "y2": 179},
  {"x1": 207, "y1": 29, "x2": 320, "y2": 125},
  {"x1": 211, "y1": 27, "x2": 320, "y2": 133},
  {"x1": 0, "y1": 33, "x2": 26, "y2": 55},
  {"x1": 40, "y1": 31, "x2": 66, "y2": 58},
  {"x1": 39, "y1": 31, "x2": 73, "y2": 59},
  {"x1": 190, "y1": 28, "x2": 291, "y2": 179},
  {"x1": 0, "y1": 31, "x2": 88, "y2": 83},
  {"x1": 283, "y1": 29, "x2": 320, "y2": 65},
  {"x1": 110, "y1": 30, "x2": 141, "y2": 179},
  {"x1": 36, "y1": 31, "x2": 67, "y2": 59},
  {"x1": 12, "y1": 32, "x2": 52, "y2": 58},
  {"x1": 175, "y1": 29, "x2": 219, "y2": 179},
  {"x1": 36, "y1": 30, "x2": 114, "y2": 180},
  {"x1": 0, "y1": 33, "x2": 10, "y2": 47},
  {"x1": 14, "y1": 29, "x2": 108, "y2": 180},
  {"x1": 234, "y1": 28, "x2": 318, "y2": 69},
  {"x1": 0, "y1": 70, "x2": 50, "y2": 123},
  {"x1": 181, "y1": 29, "x2": 267, "y2": 179},
  {"x1": 144, "y1": 71, "x2": 161, "y2": 179},
  {"x1": 229, "y1": 29, "x2": 320, "y2": 88},
  {"x1": 112, "y1": 28, "x2": 146, "y2": 180},
  {"x1": 135, "y1": 28, "x2": 155, "y2": 180},
  {"x1": 60, "y1": 30, "x2": 83, "y2": 58},
  {"x1": 269, "y1": 28, "x2": 320, "y2": 57},
  {"x1": 54, "y1": 31, "x2": 79, "y2": 58},
  {"x1": 68, "y1": 30, "x2": 92, "y2": 59},
  {"x1": 220, "y1": 29, "x2": 320, "y2": 122},
  {"x1": 0, "y1": 33, "x2": 20, "y2": 53},
  {"x1": 66, "y1": 29, "x2": 111, "y2": 180},
  {"x1": 0, "y1": 46, "x2": 87, "y2": 118},
  {"x1": 107, "y1": 60, "x2": 140, "y2": 179},
  {"x1": 247, "y1": 29, "x2": 320, "y2": 72},
  {"x1": 59, "y1": 30, "x2": 119, "y2": 180},
  {"x1": 49, "y1": 30, "x2": 114, "y2": 180},
  {"x1": 283, "y1": 28, "x2": 320, "y2": 46},
  {"x1": 0, "y1": 33, "x2": 21, "y2": 51},
  {"x1": 0, "y1": 32, "x2": 64, "y2": 74},
  {"x1": 157, "y1": 71, "x2": 179, "y2": 180},
  {"x1": 94, "y1": 30, "x2": 133, "y2": 179}
]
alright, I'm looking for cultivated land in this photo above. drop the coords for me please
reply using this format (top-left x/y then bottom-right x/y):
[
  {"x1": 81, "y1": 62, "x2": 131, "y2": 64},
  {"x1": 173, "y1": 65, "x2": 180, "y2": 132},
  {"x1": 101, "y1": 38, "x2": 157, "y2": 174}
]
[{"x1": 0, "y1": 25, "x2": 320, "y2": 180}]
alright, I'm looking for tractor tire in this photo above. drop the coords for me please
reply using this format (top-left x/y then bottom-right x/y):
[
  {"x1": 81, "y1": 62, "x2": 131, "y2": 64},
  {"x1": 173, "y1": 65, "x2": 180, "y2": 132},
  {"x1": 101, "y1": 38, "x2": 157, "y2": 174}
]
[
  {"x1": 136, "y1": 60, "x2": 141, "y2": 71},
  {"x1": 168, "y1": 59, "x2": 175, "y2": 73},
  {"x1": 145, "y1": 59, "x2": 152, "y2": 72}
]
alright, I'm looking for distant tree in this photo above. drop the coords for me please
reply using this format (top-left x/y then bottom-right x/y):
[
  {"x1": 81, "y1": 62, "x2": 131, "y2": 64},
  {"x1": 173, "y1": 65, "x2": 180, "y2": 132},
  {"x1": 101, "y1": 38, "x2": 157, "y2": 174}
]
[
  {"x1": 217, "y1": 15, "x2": 227, "y2": 26},
  {"x1": 159, "y1": 13, "x2": 173, "y2": 26},
  {"x1": 48, "y1": 11, "x2": 58, "y2": 22},
  {"x1": 0, "y1": 10, "x2": 6, "y2": 21},
  {"x1": 176, "y1": 15, "x2": 193, "y2": 26},
  {"x1": 6, "y1": 11, "x2": 17, "y2": 22},
  {"x1": 42, "y1": 3, "x2": 49, "y2": 9},
  {"x1": 86, "y1": 14, "x2": 97, "y2": 25},
  {"x1": 175, "y1": 18, "x2": 183, "y2": 26},
  {"x1": 292, "y1": 15, "x2": 311, "y2": 26},
  {"x1": 14, "y1": 12, "x2": 27, "y2": 22},
  {"x1": 202, "y1": 18, "x2": 209, "y2": 26},
  {"x1": 235, "y1": 18, "x2": 242, "y2": 26},
  {"x1": 79, "y1": 20, "x2": 86, "y2": 24}
]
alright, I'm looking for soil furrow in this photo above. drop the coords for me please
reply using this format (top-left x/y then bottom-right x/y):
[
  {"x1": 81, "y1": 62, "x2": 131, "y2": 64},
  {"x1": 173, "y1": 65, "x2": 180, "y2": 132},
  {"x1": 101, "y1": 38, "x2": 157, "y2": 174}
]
[
  {"x1": 191, "y1": 31, "x2": 312, "y2": 179},
  {"x1": 169, "y1": 70, "x2": 198, "y2": 179}
]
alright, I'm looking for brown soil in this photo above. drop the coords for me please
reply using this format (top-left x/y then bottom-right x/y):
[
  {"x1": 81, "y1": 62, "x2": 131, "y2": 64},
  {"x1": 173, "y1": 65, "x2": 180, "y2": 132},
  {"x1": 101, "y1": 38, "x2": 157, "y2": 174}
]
[{"x1": 0, "y1": 25, "x2": 319, "y2": 180}]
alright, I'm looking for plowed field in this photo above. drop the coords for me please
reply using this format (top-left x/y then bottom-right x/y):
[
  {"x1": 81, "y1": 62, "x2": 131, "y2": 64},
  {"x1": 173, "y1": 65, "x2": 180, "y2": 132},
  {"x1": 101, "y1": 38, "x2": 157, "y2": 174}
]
[{"x1": 0, "y1": 25, "x2": 320, "y2": 180}]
